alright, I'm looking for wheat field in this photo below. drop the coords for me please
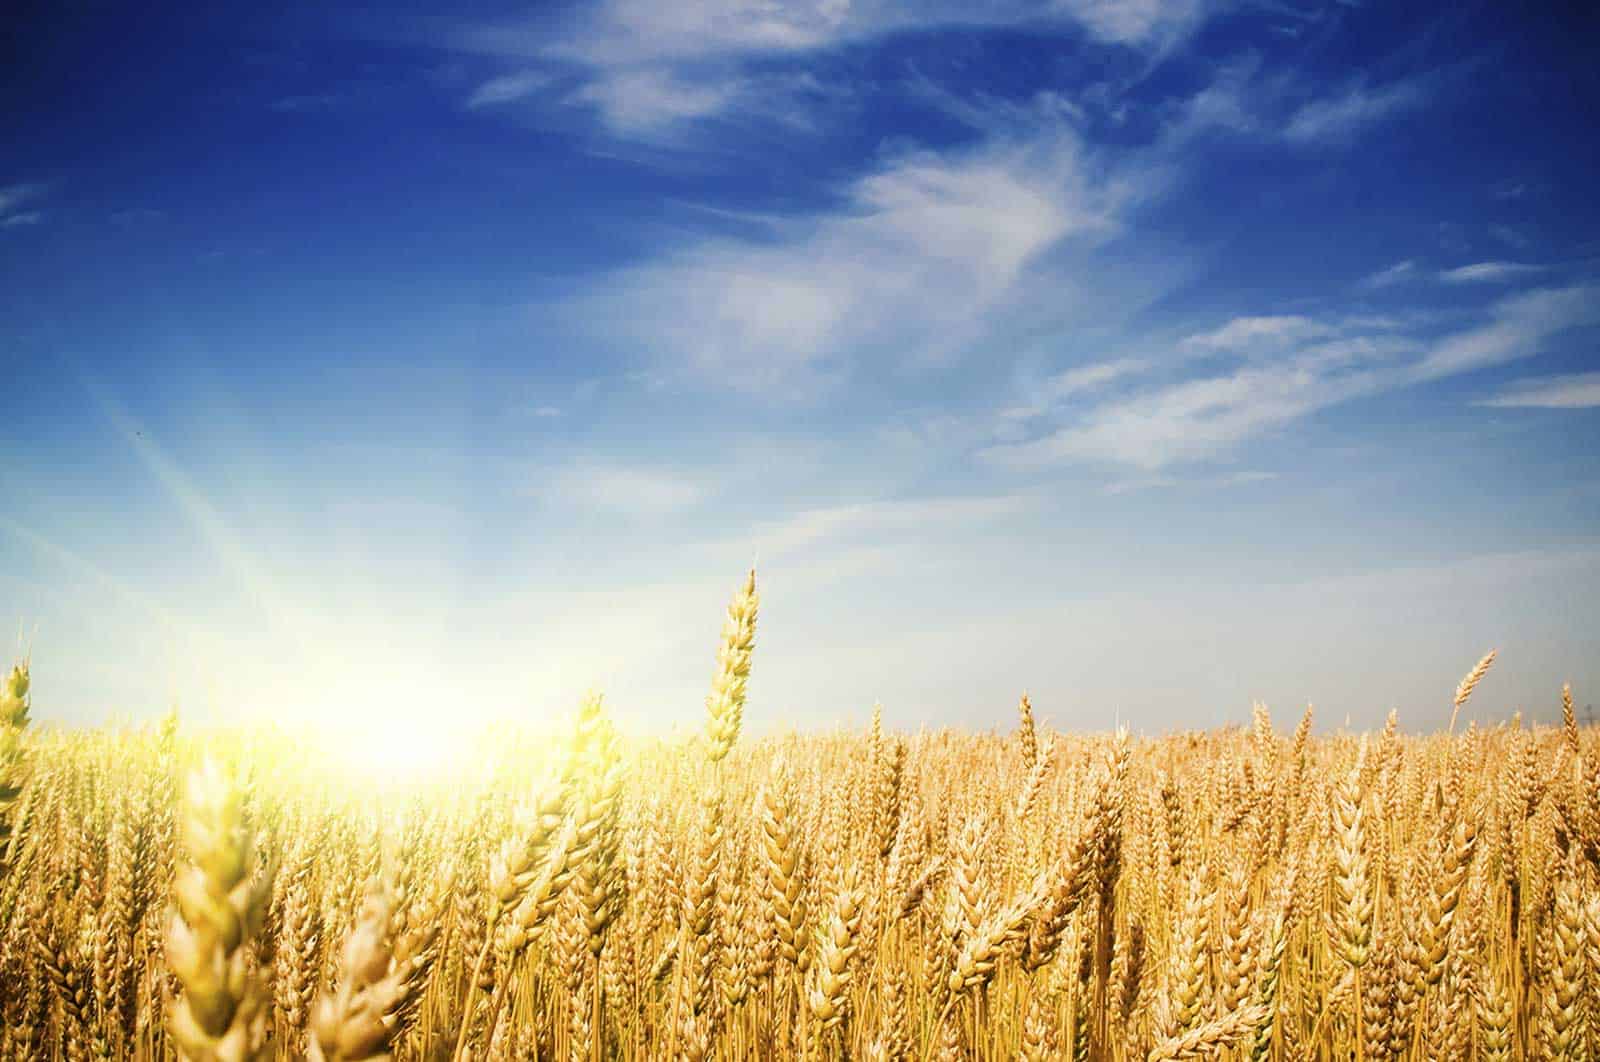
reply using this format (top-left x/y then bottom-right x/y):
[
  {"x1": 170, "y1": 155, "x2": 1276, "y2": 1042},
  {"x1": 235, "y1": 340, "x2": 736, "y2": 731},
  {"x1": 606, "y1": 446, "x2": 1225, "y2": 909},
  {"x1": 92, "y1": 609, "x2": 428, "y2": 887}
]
[{"x1": 0, "y1": 571, "x2": 1595, "y2": 1061}]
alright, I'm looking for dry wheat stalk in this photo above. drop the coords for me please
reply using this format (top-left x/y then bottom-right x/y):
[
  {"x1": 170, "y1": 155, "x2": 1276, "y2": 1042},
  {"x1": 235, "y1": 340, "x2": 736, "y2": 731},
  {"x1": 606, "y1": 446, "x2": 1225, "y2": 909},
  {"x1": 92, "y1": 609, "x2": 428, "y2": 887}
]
[{"x1": 164, "y1": 758, "x2": 275, "y2": 1062}]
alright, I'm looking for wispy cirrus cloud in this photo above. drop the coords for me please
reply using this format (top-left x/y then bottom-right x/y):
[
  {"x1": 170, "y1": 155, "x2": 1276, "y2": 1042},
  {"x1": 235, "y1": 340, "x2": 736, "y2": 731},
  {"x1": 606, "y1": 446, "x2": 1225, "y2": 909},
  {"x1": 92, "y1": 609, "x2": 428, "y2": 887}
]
[
  {"x1": 1358, "y1": 258, "x2": 1554, "y2": 291},
  {"x1": 548, "y1": 125, "x2": 1145, "y2": 393},
  {"x1": 921, "y1": 43, "x2": 1430, "y2": 161},
  {"x1": 980, "y1": 284, "x2": 1600, "y2": 470},
  {"x1": 993, "y1": 358, "x2": 1152, "y2": 429},
  {"x1": 1358, "y1": 259, "x2": 1418, "y2": 290},
  {"x1": 1283, "y1": 74, "x2": 1433, "y2": 144},
  {"x1": 439, "y1": 0, "x2": 1220, "y2": 139},
  {"x1": 1476, "y1": 372, "x2": 1600, "y2": 409},
  {"x1": 1410, "y1": 284, "x2": 1600, "y2": 380},
  {"x1": 0, "y1": 183, "x2": 44, "y2": 214},
  {"x1": 1438, "y1": 260, "x2": 1547, "y2": 284},
  {"x1": 1043, "y1": 358, "x2": 1151, "y2": 400},
  {"x1": 1181, "y1": 315, "x2": 1330, "y2": 351},
  {"x1": 535, "y1": 0, "x2": 1211, "y2": 68},
  {"x1": 1489, "y1": 224, "x2": 1534, "y2": 250},
  {"x1": 981, "y1": 351, "x2": 1387, "y2": 469},
  {"x1": 0, "y1": 182, "x2": 47, "y2": 228},
  {"x1": 565, "y1": 67, "x2": 743, "y2": 133},
  {"x1": 465, "y1": 70, "x2": 555, "y2": 109}
]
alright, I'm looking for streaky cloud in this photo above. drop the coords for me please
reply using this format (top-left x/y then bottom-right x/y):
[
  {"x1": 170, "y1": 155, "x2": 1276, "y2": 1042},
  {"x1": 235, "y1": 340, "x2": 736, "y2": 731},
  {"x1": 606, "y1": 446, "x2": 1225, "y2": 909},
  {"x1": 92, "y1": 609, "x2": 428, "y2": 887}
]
[{"x1": 1476, "y1": 372, "x2": 1600, "y2": 409}]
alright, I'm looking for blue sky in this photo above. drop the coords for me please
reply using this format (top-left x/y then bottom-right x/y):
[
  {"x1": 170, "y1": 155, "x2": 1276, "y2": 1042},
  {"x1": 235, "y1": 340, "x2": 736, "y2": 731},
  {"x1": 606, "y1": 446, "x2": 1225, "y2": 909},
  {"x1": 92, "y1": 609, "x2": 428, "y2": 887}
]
[{"x1": 3, "y1": 0, "x2": 1598, "y2": 743}]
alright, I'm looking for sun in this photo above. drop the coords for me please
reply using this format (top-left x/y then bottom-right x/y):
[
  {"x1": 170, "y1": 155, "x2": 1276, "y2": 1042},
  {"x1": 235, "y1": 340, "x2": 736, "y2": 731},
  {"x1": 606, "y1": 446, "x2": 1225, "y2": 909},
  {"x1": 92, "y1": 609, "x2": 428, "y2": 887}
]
[{"x1": 259, "y1": 683, "x2": 484, "y2": 786}]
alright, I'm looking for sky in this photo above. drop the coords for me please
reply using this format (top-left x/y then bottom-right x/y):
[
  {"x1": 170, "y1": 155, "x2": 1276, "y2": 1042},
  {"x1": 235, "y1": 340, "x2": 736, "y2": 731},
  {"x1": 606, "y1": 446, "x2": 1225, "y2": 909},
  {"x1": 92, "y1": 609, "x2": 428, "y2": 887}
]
[{"x1": 3, "y1": 0, "x2": 1598, "y2": 746}]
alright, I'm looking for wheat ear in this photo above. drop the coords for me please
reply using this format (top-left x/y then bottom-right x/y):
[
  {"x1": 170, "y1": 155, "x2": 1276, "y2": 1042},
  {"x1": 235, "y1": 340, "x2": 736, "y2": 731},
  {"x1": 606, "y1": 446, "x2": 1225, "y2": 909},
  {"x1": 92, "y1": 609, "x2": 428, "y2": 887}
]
[{"x1": 164, "y1": 758, "x2": 275, "y2": 1062}]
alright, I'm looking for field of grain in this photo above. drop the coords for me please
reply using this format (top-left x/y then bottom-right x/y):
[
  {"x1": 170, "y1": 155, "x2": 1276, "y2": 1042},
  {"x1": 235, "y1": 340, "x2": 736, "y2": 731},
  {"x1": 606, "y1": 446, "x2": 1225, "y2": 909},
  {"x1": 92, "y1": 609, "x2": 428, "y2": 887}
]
[{"x1": 0, "y1": 570, "x2": 1595, "y2": 1061}]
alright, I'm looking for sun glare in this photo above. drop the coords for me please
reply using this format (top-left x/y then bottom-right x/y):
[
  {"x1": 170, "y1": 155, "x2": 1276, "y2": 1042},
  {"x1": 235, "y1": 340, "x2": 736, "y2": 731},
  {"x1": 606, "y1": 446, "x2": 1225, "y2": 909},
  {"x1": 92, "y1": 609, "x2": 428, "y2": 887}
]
[
  {"x1": 314, "y1": 719, "x2": 475, "y2": 781},
  {"x1": 275, "y1": 688, "x2": 484, "y2": 786}
]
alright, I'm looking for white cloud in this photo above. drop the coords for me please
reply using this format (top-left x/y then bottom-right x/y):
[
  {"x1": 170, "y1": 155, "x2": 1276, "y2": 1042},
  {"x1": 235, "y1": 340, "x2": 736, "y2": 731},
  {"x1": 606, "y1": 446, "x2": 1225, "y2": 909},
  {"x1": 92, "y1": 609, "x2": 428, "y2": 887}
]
[
  {"x1": 993, "y1": 358, "x2": 1153, "y2": 430},
  {"x1": 540, "y1": 0, "x2": 847, "y2": 66},
  {"x1": 0, "y1": 183, "x2": 44, "y2": 215},
  {"x1": 982, "y1": 357, "x2": 1376, "y2": 469},
  {"x1": 552, "y1": 127, "x2": 1135, "y2": 392},
  {"x1": 0, "y1": 182, "x2": 46, "y2": 228},
  {"x1": 1438, "y1": 261, "x2": 1547, "y2": 284},
  {"x1": 1359, "y1": 259, "x2": 1550, "y2": 292},
  {"x1": 1066, "y1": 0, "x2": 1206, "y2": 47},
  {"x1": 466, "y1": 70, "x2": 554, "y2": 108},
  {"x1": 902, "y1": 76, "x2": 1090, "y2": 139},
  {"x1": 1045, "y1": 358, "x2": 1149, "y2": 399},
  {"x1": 1489, "y1": 225, "x2": 1533, "y2": 251},
  {"x1": 537, "y1": 0, "x2": 1208, "y2": 69},
  {"x1": 435, "y1": 0, "x2": 1219, "y2": 136},
  {"x1": 1182, "y1": 315, "x2": 1329, "y2": 351},
  {"x1": 1476, "y1": 373, "x2": 1600, "y2": 410},
  {"x1": 1284, "y1": 76, "x2": 1430, "y2": 144},
  {"x1": 1149, "y1": 57, "x2": 1450, "y2": 158},
  {"x1": 566, "y1": 67, "x2": 741, "y2": 133},
  {"x1": 1357, "y1": 259, "x2": 1417, "y2": 290},
  {"x1": 1410, "y1": 285, "x2": 1600, "y2": 380},
  {"x1": 1157, "y1": 54, "x2": 1263, "y2": 145},
  {"x1": 980, "y1": 284, "x2": 1600, "y2": 470},
  {"x1": 1154, "y1": 55, "x2": 1448, "y2": 157}
]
